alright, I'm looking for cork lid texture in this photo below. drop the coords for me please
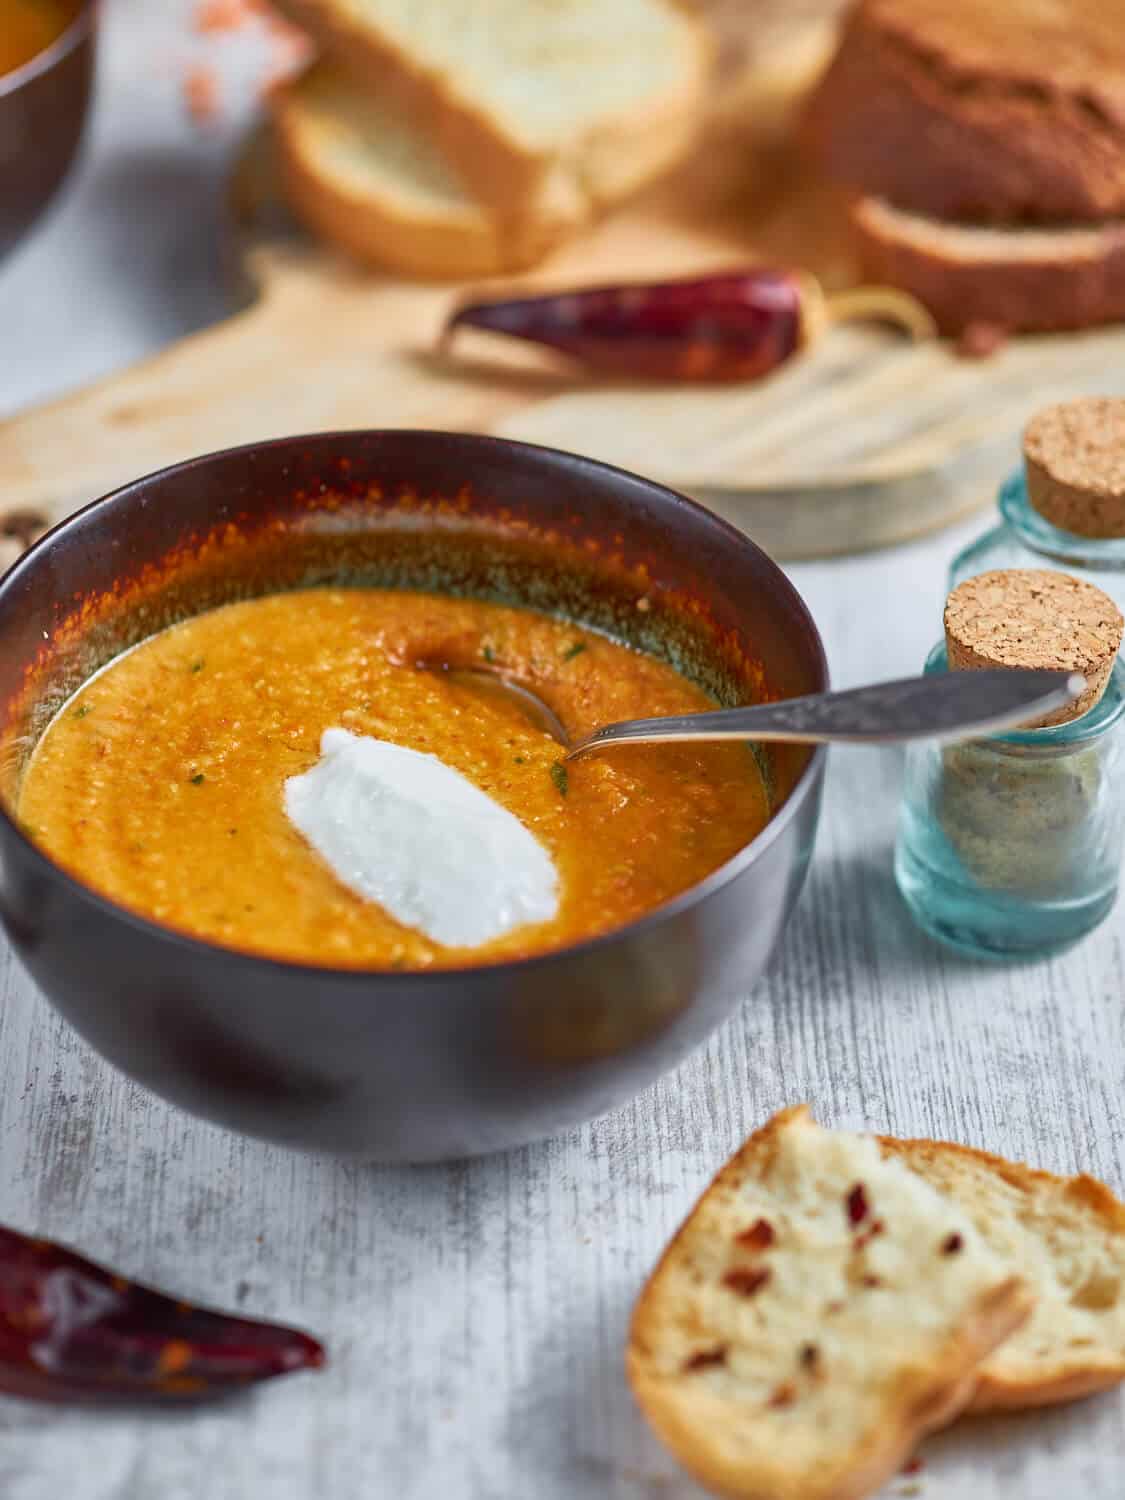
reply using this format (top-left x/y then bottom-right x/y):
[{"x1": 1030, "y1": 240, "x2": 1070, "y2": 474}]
[
  {"x1": 944, "y1": 569, "x2": 1124, "y2": 726},
  {"x1": 1024, "y1": 398, "x2": 1125, "y2": 538}
]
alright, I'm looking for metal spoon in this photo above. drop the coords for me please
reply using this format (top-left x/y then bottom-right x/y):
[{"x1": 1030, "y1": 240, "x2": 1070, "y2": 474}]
[{"x1": 436, "y1": 665, "x2": 1084, "y2": 761}]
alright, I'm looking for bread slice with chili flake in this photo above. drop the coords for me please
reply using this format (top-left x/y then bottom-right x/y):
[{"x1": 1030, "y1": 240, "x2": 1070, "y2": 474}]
[
  {"x1": 881, "y1": 1137, "x2": 1125, "y2": 1412},
  {"x1": 627, "y1": 1106, "x2": 1031, "y2": 1500}
]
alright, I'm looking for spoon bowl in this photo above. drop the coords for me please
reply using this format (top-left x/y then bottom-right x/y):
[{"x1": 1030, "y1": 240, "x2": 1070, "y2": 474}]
[
  {"x1": 437, "y1": 666, "x2": 571, "y2": 745},
  {"x1": 426, "y1": 663, "x2": 1085, "y2": 759}
]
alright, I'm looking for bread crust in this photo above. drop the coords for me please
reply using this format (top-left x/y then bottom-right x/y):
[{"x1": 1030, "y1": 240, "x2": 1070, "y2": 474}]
[
  {"x1": 880, "y1": 1136, "x2": 1125, "y2": 1413},
  {"x1": 851, "y1": 196, "x2": 1125, "y2": 335},
  {"x1": 270, "y1": 0, "x2": 711, "y2": 236},
  {"x1": 270, "y1": 72, "x2": 560, "y2": 277},
  {"x1": 803, "y1": 0, "x2": 1125, "y2": 224},
  {"x1": 628, "y1": 1107, "x2": 1032, "y2": 1500}
]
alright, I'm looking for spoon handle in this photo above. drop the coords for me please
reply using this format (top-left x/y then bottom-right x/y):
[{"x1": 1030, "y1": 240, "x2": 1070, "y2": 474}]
[{"x1": 565, "y1": 669, "x2": 1084, "y2": 761}]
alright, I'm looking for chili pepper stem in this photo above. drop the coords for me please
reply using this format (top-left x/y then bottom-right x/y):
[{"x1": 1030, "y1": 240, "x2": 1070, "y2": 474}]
[{"x1": 797, "y1": 274, "x2": 938, "y2": 348}]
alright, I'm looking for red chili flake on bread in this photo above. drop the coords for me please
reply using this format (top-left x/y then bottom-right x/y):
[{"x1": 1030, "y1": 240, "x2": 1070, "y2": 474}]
[
  {"x1": 942, "y1": 1232, "x2": 964, "y2": 1255},
  {"x1": 846, "y1": 1183, "x2": 869, "y2": 1225},
  {"x1": 855, "y1": 1218, "x2": 885, "y2": 1249},
  {"x1": 861, "y1": 1273, "x2": 882, "y2": 1288},
  {"x1": 768, "y1": 1381, "x2": 797, "y2": 1408},
  {"x1": 902, "y1": 1456, "x2": 925, "y2": 1475},
  {"x1": 683, "y1": 1345, "x2": 728, "y2": 1372},
  {"x1": 723, "y1": 1267, "x2": 771, "y2": 1298},
  {"x1": 735, "y1": 1218, "x2": 776, "y2": 1251}
]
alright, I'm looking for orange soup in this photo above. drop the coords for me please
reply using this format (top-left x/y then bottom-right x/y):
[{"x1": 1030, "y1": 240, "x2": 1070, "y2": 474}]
[
  {"x1": 18, "y1": 589, "x2": 770, "y2": 969},
  {"x1": 1, "y1": 0, "x2": 82, "y2": 75}
]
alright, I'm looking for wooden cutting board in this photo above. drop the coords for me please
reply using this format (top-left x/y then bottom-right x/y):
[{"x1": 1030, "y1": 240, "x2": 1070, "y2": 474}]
[{"x1": 2, "y1": 21, "x2": 1124, "y2": 563}]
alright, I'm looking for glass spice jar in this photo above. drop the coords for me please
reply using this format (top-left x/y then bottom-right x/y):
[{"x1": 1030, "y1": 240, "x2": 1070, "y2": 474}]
[
  {"x1": 895, "y1": 643, "x2": 1125, "y2": 958},
  {"x1": 951, "y1": 399, "x2": 1125, "y2": 612},
  {"x1": 895, "y1": 567, "x2": 1125, "y2": 959}
]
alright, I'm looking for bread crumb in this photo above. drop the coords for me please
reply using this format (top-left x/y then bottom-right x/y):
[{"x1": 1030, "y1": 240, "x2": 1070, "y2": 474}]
[
  {"x1": 261, "y1": 26, "x2": 312, "y2": 95},
  {"x1": 957, "y1": 321, "x2": 1009, "y2": 359},
  {"x1": 194, "y1": 0, "x2": 248, "y2": 32},
  {"x1": 183, "y1": 66, "x2": 220, "y2": 125}
]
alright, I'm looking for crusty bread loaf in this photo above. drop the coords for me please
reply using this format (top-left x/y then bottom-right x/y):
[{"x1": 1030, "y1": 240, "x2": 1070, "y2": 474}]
[
  {"x1": 627, "y1": 1106, "x2": 1032, "y2": 1500},
  {"x1": 804, "y1": 0, "x2": 1125, "y2": 225},
  {"x1": 269, "y1": 0, "x2": 712, "y2": 238},
  {"x1": 882, "y1": 1137, "x2": 1125, "y2": 1412},
  {"x1": 852, "y1": 196, "x2": 1125, "y2": 335},
  {"x1": 270, "y1": 63, "x2": 560, "y2": 276}
]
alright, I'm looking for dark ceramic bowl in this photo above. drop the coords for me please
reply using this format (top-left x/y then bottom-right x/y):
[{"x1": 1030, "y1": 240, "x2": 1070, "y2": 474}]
[
  {"x1": 0, "y1": 432, "x2": 826, "y2": 1160},
  {"x1": 0, "y1": 0, "x2": 96, "y2": 261}
]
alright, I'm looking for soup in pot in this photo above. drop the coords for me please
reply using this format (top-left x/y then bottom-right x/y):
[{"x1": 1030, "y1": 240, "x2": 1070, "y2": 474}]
[
  {"x1": 18, "y1": 588, "x2": 771, "y2": 969},
  {"x1": 1, "y1": 0, "x2": 82, "y2": 75}
]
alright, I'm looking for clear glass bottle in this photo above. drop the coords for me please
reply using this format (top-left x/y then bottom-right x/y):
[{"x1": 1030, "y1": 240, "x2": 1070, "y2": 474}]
[
  {"x1": 895, "y1": 643, "x2": 1125, "y2": 959},
  {"x1": 950, "y1": 469, "x2": 1125, "y2": 611}
]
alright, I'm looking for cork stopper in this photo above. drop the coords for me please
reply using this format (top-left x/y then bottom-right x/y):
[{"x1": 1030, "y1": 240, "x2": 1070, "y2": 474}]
[
  {"x1": 1024, "y1": 398, "x2": 1125, "y2": 538},
  {"x1": 944, "y1": 569, "x2": 1123, "y2": 726}
]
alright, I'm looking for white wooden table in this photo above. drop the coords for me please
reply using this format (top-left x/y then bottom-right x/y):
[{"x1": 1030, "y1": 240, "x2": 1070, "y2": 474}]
[{"x1": 1, "y1": 5, "x2": 1124, "y2": 1497}]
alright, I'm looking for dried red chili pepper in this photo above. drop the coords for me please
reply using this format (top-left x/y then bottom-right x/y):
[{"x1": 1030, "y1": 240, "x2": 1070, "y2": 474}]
[
  {"x1": 0, "y1": 1226, "x2": 324, "y2": 1402},
  {"x1": 440, "y1": 270, "x2": 936, "y2": 383}
]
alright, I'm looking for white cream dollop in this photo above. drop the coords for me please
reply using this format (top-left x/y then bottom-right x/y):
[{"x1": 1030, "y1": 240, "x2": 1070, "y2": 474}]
[{"x1": 283, "y1": 729, "x2": 559, "y2": 948}]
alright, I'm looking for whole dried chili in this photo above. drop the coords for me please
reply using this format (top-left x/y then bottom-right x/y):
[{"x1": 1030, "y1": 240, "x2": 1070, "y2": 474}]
[
  {"x1": 440, "y1": 270, "x2": 936, "y2": 383},
  {"x1": 0, "y1": 1225, "x2": 324, "y2": 1402}
]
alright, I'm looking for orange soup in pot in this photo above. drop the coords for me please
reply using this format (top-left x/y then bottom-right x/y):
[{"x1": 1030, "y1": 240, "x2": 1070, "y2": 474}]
[
  {"x1": 1, "y1": 0, "x2": 82, "y2": 75},
  {"x1": 18, "y1": 588, "x2": 770, "y2": 969}
]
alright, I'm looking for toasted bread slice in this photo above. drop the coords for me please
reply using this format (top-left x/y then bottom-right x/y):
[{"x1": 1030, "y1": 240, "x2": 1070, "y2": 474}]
[
  {"x1": 852, "y1": 195, "x2": 1125, "y2": 335},
  {"x1": 271, "y1": 63, "x2": 561, "y2": 276},
  {"x1": 628, "y1": 1106, "x2": 1031, "y2": 1500},
  {"x1": 883, "y1": 1137, "x2": 1125, "y2": 1411},
  {"x1": 269, "y1": 0, "x2": 711, "y2": 235}
]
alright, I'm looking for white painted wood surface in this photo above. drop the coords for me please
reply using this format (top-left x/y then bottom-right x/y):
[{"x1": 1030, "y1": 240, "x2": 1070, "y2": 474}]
[{"x1": 2, "y1": 5, "x2": 1125, "y2": 1497}]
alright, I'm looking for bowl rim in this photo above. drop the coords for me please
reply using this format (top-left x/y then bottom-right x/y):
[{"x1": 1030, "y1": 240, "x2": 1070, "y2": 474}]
[
  {"x1": 0, "y1": 429, "x2": 828, "y2": 984},
  {"x1": 0, "y1": 0, "x2": 95, "y2": 99}
]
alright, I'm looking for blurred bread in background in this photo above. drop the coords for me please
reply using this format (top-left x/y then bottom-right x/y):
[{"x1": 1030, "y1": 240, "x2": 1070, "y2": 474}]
[
  {"x1": 268, "y1": 0, "x2": 713, "y2": 275},
  {"x1": 852, "y1": 198, "x2": 1125, "y2": 336},
  {"x1": 805, "y1": 0, "x2": 1125, "y2": 334},
  {"x1": 686, "y1": 0, "x2": 845, "y2": 126},
  {"x1": 272, "y1": 63, "x2": 560, "y2": 276},
  {"x1": 267, "y1": 0, "x2": 848, "y2": 279}
]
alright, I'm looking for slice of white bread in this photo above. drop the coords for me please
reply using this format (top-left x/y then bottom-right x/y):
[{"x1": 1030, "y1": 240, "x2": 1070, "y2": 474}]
[
  {"x1": 684, "y1": 0, "x2": 843, "y2": 125},
  {"x1": 271, "y1": 63, "x2": 562, "y2": 276},
  {"x1": 882, "y1": 1137, "x2": 1125, "y2": 1412},
  {"x1": 627, "y1": 1106, "x2": 1031, "y2": 1500},
  {"x1": 269, "y1": 0, "x2": 712, "y2": 235},
  {"x1": 853, "y1": 195, "x2": 1125, "y2": 335}
]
